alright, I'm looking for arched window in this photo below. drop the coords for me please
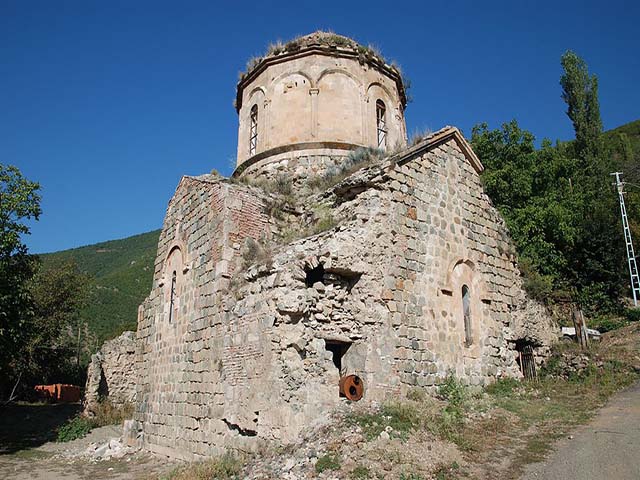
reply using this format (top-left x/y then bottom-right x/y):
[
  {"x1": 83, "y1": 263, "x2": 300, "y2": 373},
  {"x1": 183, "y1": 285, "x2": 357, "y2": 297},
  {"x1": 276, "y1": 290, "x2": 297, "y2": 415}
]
[
  {"x1": 249, "y1": 104, "x2": 258, "y2": 155},
  {"x1": 376, "y1": 99, "x2": 387, "y2": 148},
  {"x1": 169, "y1": 270, "x2": 177, "y2": 323},
  {"x1": 462, "y1": 285, "x2": 472, "y2": 346}
]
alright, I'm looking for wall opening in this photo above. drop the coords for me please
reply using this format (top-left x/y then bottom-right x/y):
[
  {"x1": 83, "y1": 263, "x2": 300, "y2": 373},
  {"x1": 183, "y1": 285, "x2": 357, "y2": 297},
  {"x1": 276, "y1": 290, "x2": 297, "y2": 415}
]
[
  {"x1": 169, "y1": 270, "x2": 177, "y2": 323},
  {"x1": 305, "y1": 263, "x2": 325, "y2": 287},
  {"x1": 304, "y1": 262, "x2": 362, "y2": 292},
  {"x1": 376, "y1": 99, "x2": 387, "y2": 148},
  {"x1": 515, "y1": 339, "x2": 537, "y2": 380},
  {"x1": 249, "y1": 104, "x2": 258, "y2": 155},
  {"x1": 97, "y1": 367, "x2": 109, "y2": 399},
  {"x1": 462, "y1": 284, "x2": 472, "y2": 346},
  {"x1": 324, "y1": 340, "x2": 351, "y2": 375}
]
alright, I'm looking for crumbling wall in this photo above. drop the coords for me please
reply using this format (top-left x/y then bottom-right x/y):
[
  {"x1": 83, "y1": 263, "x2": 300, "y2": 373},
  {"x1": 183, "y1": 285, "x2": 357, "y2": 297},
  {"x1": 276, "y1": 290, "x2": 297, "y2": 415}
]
[
  {"x1": 130, "y1": 131, "x2": 555, "y2": 459},
  {"x1": 131, "y1": 174, "x2": 273, "y2": 459},
  {"x1": 235, "y1": 149, "x2": 350, "y2": 188},
  {"x1": 84, "y1": 331, "x2": 136, "y2": 415}
]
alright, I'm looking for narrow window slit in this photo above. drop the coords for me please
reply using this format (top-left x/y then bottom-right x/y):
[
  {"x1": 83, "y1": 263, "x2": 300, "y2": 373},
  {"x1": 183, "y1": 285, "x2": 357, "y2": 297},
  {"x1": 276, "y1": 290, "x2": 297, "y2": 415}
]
[
  {"x1": 462, "y1": 284, "x2": 472, "y2": 346},
  {"x1": 376, "y1": 99, "x2": 387, "y2": 148},
  {"x1": 169, "y1": 270, "x2": 177, "y2": 323},
  {"x1": 249, "y1": 104, "x2": 258, "y2": 156}
]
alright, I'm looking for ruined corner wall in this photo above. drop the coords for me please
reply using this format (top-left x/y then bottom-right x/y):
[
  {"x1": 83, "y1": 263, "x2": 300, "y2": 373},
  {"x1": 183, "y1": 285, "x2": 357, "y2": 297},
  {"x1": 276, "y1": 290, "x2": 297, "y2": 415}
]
[
  {"x1": 130, "y1": 136, "x2": 556, "y2": 459},
  {"x1": 84, "y1": 331, "x2": 136, "y2": 414},
  {"x1": 382, "y1": 137, "x2": 556, "y2": 388},
  {"x1": 132, "y1": 175, "x2": 272, "y2": 459}
]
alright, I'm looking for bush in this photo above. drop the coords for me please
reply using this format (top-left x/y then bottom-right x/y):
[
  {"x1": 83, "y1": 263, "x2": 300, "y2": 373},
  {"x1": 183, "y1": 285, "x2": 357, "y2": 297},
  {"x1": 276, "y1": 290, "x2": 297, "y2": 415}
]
[
  {"x1": 346, "y1": 402, "x2": 419, "y2": 441},
  {"x1": 57, "y1": 401, "x2": 134, "y2": 442},
  {"x1": 485, "y1": 377, "x2": 520, "y2": 397},
  {"x1": 56, "y1": 416, "x2": 93, "y2": 442},
  {"x1": 400, "y1": 474, "x2": 425, "y2": 480},
  {"x1": 315, "y1": 454, "x2": 341, "y2": 473},
  {"x1": 437, "y1": 375, "x2": 468, "y2": 409},
  {"x1": 577, "y1": 282, "x2": 622, "y2": 317},
  {"x1": 307, "y1": 147, "x2": 386, "y2": 192},
  {"x1": 433, "y1": 461, "x2": 460, "y2": 480},
  {"x1": 409, "y1": 128, "x2": 433, "y2": 146},
  {"x1": 350, "y1": 466, "x2": 371, "y2": 479},
  {"x1": 241, "y1": 237, "x2": 272, "y2": 270},
  {"x1": 519, "y1": 259, "x2": 553, "y2": 302},
  {"x1": 591, "y1": 315, "x2": 629, "y2": 333},
  {"x1": 625, "y1": 308, "x2": 640, "y2": 322}
]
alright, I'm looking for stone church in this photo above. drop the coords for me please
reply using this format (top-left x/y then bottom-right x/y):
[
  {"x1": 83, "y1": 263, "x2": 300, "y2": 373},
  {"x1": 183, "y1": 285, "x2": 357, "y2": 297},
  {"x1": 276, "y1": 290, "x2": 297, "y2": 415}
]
[{"x1": 123, "y1": 31, "x2": 555, "y2": 459}]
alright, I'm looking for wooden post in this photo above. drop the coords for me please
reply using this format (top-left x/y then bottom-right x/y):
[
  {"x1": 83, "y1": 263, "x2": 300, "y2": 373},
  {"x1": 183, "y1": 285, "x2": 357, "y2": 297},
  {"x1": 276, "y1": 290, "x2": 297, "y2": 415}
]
[{"x1": 572, "y1": 307, "x2": 589, "y2": 349}]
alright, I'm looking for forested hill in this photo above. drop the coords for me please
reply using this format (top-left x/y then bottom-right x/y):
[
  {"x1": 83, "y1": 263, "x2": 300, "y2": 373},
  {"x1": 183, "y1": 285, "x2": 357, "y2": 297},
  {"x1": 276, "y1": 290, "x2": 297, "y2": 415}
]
[
  {"x1": 41, "y1": 229, "x2": 160, "y2": 347},
  {"x1": 606, "y1": 119, "x2": 640, "y2": 155}
]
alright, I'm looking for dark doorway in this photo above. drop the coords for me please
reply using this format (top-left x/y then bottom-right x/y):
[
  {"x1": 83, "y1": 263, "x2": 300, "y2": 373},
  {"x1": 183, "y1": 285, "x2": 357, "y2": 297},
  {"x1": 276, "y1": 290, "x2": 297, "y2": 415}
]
[
  {"x1": 515, "y1": 340, "x2": 537, "y2": 381},
  {"x1": 324, "y1": 340, "x2": 351, "y2": 374}
]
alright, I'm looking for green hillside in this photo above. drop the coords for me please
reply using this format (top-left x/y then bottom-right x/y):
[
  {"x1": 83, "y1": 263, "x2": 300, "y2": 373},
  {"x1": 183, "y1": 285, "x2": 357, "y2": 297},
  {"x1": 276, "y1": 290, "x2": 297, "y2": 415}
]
[
  {"x1": 606, "y1": 119, "x2": 640, "y2": 156},
  {"x1": 41, "y1": 229, "x2": 160, "y2": 347}
]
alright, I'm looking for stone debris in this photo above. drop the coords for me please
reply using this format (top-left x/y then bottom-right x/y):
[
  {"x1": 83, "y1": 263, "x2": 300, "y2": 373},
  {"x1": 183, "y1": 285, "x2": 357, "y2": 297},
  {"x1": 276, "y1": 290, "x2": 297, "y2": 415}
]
[{"x1": 83, "y1": 437, "x2": 135, "y2": 461}]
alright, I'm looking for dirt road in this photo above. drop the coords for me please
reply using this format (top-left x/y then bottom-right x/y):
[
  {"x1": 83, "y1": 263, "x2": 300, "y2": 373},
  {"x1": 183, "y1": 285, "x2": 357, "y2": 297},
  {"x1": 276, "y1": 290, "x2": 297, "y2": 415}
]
[{"x1": 521, "y1": 381, "x2": 640, "y2": 480}]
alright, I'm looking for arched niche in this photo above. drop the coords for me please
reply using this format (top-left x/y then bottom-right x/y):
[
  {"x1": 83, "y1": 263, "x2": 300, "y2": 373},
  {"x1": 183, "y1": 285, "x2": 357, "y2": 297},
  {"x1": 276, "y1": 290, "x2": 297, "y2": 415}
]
[
  {"x1": 268, "y1": 72, "x2": 312, "y2": 146},
  {"x1": 316, "y1": 70, "x2": 363, "y2": 143},
  {"x1": 163, "y1": 245, "x2": 185, "y2": 324},
  {"x1": 442, "y1": 259, "x2": 488, "y2": 351}
]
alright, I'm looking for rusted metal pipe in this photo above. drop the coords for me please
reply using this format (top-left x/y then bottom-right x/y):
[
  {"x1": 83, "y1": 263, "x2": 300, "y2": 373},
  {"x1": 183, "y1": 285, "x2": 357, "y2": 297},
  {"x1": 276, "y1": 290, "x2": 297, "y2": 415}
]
[{"x1": 339, "y1": 374, "x2": 364, "y2": 401}]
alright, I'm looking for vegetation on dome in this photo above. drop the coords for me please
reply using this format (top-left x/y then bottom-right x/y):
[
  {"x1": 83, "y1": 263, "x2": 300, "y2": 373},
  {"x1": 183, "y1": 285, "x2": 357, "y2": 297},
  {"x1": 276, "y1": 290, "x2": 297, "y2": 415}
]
[{"x1": 239, "y1": 31, "x2": 408, "y2": 92}]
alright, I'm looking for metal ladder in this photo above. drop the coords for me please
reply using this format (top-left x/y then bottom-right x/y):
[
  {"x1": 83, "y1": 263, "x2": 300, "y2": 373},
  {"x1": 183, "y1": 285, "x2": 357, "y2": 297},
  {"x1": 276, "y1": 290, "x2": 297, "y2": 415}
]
[{"x1": 612, "y1": 172, "x2": 640, "y2": 306}]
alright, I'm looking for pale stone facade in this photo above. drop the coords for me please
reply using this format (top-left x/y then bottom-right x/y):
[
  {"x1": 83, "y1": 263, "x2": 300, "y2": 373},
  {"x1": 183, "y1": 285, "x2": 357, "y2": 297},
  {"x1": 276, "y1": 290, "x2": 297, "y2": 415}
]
[
  {"x1": 124, "y1": 33, "x2": 556, "y2": 459},
  {"x1": 235, "y1": 31, "x2": 407, "y2": 179}
]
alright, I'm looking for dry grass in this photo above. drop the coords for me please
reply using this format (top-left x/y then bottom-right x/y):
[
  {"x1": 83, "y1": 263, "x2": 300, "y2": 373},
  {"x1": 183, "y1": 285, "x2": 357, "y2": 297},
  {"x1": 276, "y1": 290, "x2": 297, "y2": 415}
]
[
  {"x1": 461, "y1": 331, "x2": 639, "y2": 479},
  {"x1": 307, "y1": 147, "x2": 386, "y2": 192},
  {"x1": 339, "y1": 329, "x2": 639, "y2": 479},
  {"x1": 90, "y1": 400, "x2": 134, "y2": 427},
  {"x1": 161, "y1": 453, "x2": 242, "y2": 480}
]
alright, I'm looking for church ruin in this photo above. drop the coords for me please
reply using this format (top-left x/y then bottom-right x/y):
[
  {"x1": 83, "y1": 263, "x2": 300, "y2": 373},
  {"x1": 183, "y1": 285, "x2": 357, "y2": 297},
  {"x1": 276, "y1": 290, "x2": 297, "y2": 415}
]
[{"x1": 125, "y1": 32, "x2": 555, "y2": 459}]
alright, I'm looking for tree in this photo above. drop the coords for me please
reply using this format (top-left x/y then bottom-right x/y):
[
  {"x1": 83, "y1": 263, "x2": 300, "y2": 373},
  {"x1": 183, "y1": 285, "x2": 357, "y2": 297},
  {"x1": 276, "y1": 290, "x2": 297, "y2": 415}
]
[
  {"x1": 473, "y1": 53, "x2": 629, "y2": 314},
  {"x1": 0, "y1": 164, "x2": 41, "y2": 396},
  {"x1": 23, "y1": 259, "x2": 90, "y2": 386},
  {"x1": 471, "y1": 122, "x2": 578, "y2": 291},
  {"x1": 0, "y1": 164, "x2": 41, "y2": 258},
  {"x1": 560, "y1": 50, "x2": 603, "y2": 163}
]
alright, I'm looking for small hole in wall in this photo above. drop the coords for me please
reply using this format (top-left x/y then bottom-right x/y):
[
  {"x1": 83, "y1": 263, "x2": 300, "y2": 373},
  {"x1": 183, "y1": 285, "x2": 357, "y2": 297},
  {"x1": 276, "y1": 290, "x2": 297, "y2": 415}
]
[
  {"x1": 324, "y1": 340, "x2": 351, "y2": 376},
  {"x1": 97, "y1": 367, "x2": 109, "y2": 398},
  {"x1": 305, "y1": 263, "x2": 326, "y2": 287},
  {"x1": 304, "y1": 262, "x2": 362, "y2": 291}
]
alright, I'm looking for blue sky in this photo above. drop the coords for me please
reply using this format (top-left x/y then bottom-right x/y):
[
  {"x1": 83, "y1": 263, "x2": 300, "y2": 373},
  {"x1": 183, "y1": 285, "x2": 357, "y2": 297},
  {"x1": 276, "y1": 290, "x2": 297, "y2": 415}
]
[{"x1": 3, "y1": 0, "x2": 639, "y2": 253}]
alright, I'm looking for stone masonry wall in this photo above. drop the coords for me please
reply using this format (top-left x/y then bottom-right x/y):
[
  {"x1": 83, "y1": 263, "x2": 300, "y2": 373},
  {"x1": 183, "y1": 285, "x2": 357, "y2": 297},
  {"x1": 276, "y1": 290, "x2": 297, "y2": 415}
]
[
  {"x1": 235, "y1": 149, "x2": 350, "y2": 187},
  {"x1": 84, "y1": 331, "x2": 136, "y2": 415},
  {"x1": 131, "y1": 131, "x2": 555, "y2": 459},
  {"x1": 382, "y1": 137, "x2": 555, "y2": 389},
  {"x1": 132, "y1": 174, "x2": 273, "y2": 459}
]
